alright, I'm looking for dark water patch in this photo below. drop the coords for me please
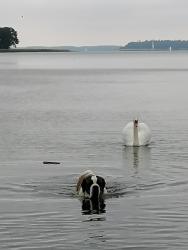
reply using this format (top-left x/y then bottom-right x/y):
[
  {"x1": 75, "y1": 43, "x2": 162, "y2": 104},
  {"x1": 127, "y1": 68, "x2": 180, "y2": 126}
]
[
  {"x1": 105, "y1": 175, "x2": 167, "y2": 199},
  {"x1": 22, "y1": 176, "x2": 76, "y2": 199},
  {"x1": 168, "y1": 179, "x2": 188, "y2": 187}
]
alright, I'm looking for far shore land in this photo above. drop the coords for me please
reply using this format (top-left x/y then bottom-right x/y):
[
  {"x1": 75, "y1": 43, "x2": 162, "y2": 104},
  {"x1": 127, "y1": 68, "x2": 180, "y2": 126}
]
[
  {"x1": 2, "y1": 40, "x2": 188, "y2": 53},
  {"x1": 1, "y1": 48, "x2": 188, "y2": 53},
  {"x1": 0, "y1": 48, "x2": 70, "y2": 53}
]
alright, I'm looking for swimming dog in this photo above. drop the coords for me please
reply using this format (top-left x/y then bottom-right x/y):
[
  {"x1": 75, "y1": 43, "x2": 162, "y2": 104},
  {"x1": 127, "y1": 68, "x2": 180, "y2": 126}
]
[{"x1": 76, "y1": 170, "x2": 107, "y2": 200}]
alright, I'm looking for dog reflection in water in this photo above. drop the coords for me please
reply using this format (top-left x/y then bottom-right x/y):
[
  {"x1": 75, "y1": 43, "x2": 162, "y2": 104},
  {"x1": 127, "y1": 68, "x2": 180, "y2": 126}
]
[
  {"x1": 81, "y1": 198, "x2": 106, "y2": 215},
  {"x1": 76, "y1": 170, "x2": 107, "y2": 214}
]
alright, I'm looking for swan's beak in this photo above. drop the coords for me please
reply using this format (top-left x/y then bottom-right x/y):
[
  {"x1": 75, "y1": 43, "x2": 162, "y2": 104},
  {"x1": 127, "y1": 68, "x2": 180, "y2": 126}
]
[{"x1": 134, "y1": 119, "x2": 138, "y2": 127}]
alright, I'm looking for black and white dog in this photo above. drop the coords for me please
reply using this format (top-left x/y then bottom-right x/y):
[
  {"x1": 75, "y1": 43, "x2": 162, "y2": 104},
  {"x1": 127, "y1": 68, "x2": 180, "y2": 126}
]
[{"x1": 76, "y1": 170, "x2": 107, "y2": 201}]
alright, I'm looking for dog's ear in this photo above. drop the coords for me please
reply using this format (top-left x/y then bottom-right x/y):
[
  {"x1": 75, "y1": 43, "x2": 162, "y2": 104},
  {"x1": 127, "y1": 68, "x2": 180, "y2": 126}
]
[
  {"x1": 97, "y1": 176, "x2": 106, "y2": 191},
  {"x1": 81, "y1": 178, "x2": 87, "y2": 192},
  {"x1": 101, "y1": 178, "x2": 106, "y2": 190}
]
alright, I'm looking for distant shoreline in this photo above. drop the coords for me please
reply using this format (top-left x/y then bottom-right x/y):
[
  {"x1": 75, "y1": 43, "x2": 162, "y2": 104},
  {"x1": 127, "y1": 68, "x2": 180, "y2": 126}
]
[
  {"x1": 121, "y1": 40, "x2": 188, "y2": 51},
  {"x1": 0, "y1": 48, "x2": 70, "y2": 53},
  {"x1": 120, "y1": 48, "x2": 188, "y2": 52},
  {"x1": 2, "y1": 41, "x2": 188, "y2": 53},
  {"x1": 1, "y1": 47, "x2": 188, "y2": 53}
]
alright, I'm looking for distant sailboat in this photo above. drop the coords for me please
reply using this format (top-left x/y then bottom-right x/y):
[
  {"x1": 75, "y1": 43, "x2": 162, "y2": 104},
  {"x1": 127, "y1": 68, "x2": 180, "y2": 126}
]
[
  {"x1": 152, "y1": 41, "x2": 155, "y2": 50},
  {"x1": 169, "y1": 46, "x2": 172, "y2": 52}
]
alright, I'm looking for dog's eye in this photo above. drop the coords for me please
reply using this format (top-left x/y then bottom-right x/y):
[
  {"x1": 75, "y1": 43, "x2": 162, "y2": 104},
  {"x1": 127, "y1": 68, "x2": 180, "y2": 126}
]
[
  {"x1": 87, "y1": 179, "x2": 93, "y2": 187},
  {"x1": 85, "y1": 177, "x2": 93, "y2": 188}
]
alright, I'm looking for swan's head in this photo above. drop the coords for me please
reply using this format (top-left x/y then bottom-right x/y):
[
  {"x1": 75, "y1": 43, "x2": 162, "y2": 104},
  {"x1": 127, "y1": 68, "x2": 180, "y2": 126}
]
[{"x1": 134, "y1": 119, "x2": 139, "y2": 128}]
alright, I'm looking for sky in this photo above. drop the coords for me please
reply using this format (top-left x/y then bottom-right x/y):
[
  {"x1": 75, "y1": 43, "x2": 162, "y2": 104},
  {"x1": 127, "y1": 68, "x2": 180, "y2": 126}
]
[{"x1": 1, "y1": 0, "x2": 188, "y2": 47}]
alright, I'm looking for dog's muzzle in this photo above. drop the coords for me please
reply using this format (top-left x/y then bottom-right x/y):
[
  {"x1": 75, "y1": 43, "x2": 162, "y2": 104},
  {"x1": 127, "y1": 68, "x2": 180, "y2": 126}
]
[{"x1": 90, "y1": 184, "x2": 100, "y2": 199}]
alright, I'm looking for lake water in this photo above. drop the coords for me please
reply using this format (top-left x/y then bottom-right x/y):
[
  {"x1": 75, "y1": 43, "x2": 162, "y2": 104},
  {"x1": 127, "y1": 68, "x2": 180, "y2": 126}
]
[{"x1": 0, "y1": 51, "x2": 188, "y2": 249}]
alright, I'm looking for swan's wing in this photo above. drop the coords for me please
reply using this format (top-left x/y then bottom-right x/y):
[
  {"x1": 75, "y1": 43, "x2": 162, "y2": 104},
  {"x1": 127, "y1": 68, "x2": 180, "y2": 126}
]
[
  {"x1": 122, "y1": 122, "x2": 134, "y2": 146},
  {"x1": 139, "y1": 123, "x2": 151, "y2": 145}
]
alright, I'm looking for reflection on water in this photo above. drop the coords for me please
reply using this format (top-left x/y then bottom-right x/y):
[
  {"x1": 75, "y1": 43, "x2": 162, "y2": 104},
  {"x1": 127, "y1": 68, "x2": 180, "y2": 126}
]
[
  {"x1": 81, "y1": 198, "x2": 106, "y2": 215},
  {"x1": 122, "y1": 146, "x2": 151, "y2": 174}
]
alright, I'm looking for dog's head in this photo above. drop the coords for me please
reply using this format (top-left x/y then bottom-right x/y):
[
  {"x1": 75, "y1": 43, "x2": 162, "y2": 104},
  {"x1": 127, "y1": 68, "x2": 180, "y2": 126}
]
[{"x1": 81, "y1": 175, "x2": 106, "y2": 200}]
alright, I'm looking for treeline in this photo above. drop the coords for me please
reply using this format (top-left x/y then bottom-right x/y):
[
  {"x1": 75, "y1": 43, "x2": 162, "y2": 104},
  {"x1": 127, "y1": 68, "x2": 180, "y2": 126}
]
[
  {"x1": 0, "y1": 27, "x2": 19, "y2": 49},
  {"x1": 121, "y1": 40, "x2": 188, "y2": 50}
]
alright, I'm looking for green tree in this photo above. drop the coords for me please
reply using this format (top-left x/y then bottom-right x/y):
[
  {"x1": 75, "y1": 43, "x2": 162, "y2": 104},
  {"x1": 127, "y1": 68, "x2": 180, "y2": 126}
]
[{"x1": 0, "y1": 27, "x2": 19, "y2": 49}]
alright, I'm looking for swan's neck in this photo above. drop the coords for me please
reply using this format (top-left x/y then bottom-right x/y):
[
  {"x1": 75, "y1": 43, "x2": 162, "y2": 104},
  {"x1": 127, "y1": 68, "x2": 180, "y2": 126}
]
[{"x1": 133, "y1": 124, "x2": 139, "y2": 146}]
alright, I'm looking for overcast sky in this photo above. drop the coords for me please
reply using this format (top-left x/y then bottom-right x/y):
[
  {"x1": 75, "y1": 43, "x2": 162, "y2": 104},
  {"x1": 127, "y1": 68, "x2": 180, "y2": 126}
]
[{"x1": 1, "y1": 0, "x2": 188, "y2": 47}]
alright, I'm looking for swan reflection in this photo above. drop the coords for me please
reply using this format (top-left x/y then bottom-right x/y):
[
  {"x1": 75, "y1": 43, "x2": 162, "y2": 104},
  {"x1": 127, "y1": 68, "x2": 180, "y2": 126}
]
[{"x1": 122, "y1": 146, "x2": 151, "y2": 173}]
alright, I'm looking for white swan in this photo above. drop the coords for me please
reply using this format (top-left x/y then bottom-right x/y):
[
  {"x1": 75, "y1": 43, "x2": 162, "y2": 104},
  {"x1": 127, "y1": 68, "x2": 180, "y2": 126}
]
[{"x1": 122, "y1": 119, "x2": 151, "y2": 146}]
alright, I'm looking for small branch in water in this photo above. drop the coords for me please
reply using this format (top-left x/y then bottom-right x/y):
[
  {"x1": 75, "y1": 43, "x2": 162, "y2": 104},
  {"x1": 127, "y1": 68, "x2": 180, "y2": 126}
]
[{"x1": 43, "y1": 161, "x2": 61, "y2": 165}]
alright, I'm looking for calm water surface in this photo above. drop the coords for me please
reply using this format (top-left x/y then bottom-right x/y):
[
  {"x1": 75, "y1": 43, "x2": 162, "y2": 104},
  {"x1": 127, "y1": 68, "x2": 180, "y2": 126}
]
[{"x1": 0, "y1": 52, "x2": 188, "y2": 249}]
